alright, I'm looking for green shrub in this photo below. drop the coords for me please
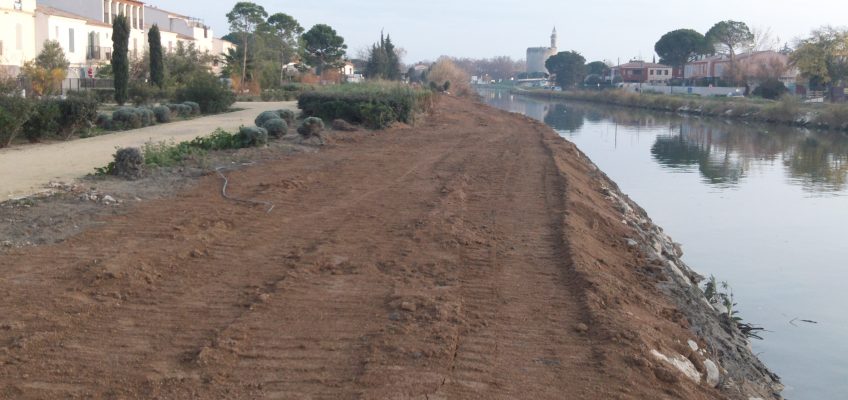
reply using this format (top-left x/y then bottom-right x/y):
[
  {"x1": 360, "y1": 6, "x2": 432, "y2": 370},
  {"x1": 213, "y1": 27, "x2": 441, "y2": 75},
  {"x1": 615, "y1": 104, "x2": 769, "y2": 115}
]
[
  {"x1": 277, "y1": 109, "x2": 296, "y2": 125},
  {"x1": 262, "y1": 117, "x2": 288, "y2": 138},
  {"x1": 113, "y1": 107, "x2": 142, "y2": 130},
  {"x1": 255, "y1": 110, "x2": 282, "y2": 127},
  {"x1": 129, "y1": 82, "x2": 159, "y2": 106},
  {"x1": 95, "y1": 113, "x2": 113, "y2": 130},
  {"x1": 138, "y1": 107, "x2": 155, "y2": 127},
  {"x1": 189, "y1": 128, "x2": 244, "y2": 150},
  {"x1": 182, "y1": 101, "x2": 201, "y2": 115},
  {"x1": 153, "y1": 105, "x2": 171, "y2": 123},
  {"x1": 22, "y1": 99, "x2": 61, "y2": 142},
  {"x1": 298, "y1": 117, "x2": 325, "y2": 137},
  {"x1": 57, "y1": 96, "x2": 99, "y2": 139},
  {"x1": 174, "y1": 72, "x2": 235, "y2": 114},
  {"x1": 297, "y1": 83, "x2": 432, "y2": 129},
  {"x1": 752, "y1": 79, "x2": 788, "y2": 100},
  {"x1": 360, "y1": 102, "x2": 398, "y2": 129},
  {"x1": 239, "y1": 126, "x2": 269, "y2": 146},
  {"x1": 113, "y1": 147, "x2": 144, "y2": 179},
  {"x1": 0, "y1": 96, "x2": 36, "y2": 147}
]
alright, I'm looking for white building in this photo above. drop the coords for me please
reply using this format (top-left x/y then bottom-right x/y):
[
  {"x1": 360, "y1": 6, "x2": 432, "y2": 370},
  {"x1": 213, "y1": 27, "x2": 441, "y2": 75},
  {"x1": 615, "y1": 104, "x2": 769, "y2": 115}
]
[
  {"x1": 1, "y1": 0, "x2": 234, "y2": 79},
  {"x1": 0, "y1": 0, "x2": 37, "y2": 76}
]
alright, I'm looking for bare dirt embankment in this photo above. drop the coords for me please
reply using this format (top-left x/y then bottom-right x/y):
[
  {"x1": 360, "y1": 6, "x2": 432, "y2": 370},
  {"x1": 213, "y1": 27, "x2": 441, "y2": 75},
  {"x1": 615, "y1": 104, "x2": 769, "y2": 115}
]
[{"x1": 0, "y1": 96, "x2": 779, "y2": 399}]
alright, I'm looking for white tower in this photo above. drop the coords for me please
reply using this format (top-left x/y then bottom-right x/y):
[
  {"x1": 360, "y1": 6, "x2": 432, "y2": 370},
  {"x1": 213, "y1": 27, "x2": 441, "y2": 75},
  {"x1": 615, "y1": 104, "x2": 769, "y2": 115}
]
[{"x1": 551, "y1": 27, "x2": 557, "y2": 49}]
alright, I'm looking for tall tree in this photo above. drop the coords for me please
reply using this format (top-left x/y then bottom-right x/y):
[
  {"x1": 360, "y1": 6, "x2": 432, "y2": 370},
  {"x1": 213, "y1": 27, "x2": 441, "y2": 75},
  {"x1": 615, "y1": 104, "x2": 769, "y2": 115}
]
[
  {"x1": 262, "y1": 13, "x2": 304, "y2": 86},
  {"x1": 586, "y1": 61, "x2": 608, "y2": 76},
  {"x1": 111, "y1": 14, "x2": 130, "y2": 105},
  {"x1": 790, "y1": 27, "x2": 848, "y2": 90},
  {"x1": 545, "y1": 51, "x2": 586, "y2": 88},
  {"x1": 654, "y1": 29, "x2": 711, "y2": 81},
  {"x1": 227, "y1": 2, "x2": 268, "y2": 89},
  {"x1": 148, "y1": 24, "x2": 164, "y2": 88},
  {"x1": 302, "y1": 24, "x2": 347, "y2": 76},
  {"x1": 21, "y1": 40, "x2": 70, "y2": 96},
  {"x1": 365, "y1": 32, "x2": 401, "y2": 80},
  {"x1": 706, "y1": 20, "x2": 754, "y2": 60}
]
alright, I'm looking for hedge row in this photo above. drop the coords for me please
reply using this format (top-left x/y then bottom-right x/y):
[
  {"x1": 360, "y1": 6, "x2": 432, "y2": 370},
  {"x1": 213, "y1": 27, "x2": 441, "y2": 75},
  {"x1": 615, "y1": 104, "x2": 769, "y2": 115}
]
[
  {"x1": 0, "y1": 92, "x2": 99, "y2": 147},
  {"x1": 297, "y1": 84, "x2": 433, "y2": 129}
]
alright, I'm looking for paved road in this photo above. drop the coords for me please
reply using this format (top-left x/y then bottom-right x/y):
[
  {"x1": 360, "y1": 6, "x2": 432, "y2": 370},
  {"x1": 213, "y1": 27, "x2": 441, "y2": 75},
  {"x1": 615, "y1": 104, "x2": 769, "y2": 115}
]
[{"x1": 0, "y1": 102, "x2": 296, "y2": 199}]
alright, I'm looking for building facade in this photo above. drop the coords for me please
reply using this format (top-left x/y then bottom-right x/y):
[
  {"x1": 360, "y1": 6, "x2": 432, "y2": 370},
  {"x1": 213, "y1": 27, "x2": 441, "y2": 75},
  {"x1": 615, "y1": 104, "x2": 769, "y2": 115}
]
[
  {"x1": 611, "y1": 61, "x2": 673, "y2": 84},
  {"x1": 526, "y1": 28, "x2": 558, "y2": 75},
  {"x1": 684, "y1": 51, "x2": 798, "y2": 87},
  {"x1": 1, "y1": 0, "x2": 234, "y2": 80}
]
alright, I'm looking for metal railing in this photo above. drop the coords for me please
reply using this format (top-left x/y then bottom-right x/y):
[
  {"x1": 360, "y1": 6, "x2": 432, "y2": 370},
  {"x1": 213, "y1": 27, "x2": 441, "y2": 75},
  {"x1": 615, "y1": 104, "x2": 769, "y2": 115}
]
[{"x1": 87, "y1": 46, "x2": 112, "y2": 61}]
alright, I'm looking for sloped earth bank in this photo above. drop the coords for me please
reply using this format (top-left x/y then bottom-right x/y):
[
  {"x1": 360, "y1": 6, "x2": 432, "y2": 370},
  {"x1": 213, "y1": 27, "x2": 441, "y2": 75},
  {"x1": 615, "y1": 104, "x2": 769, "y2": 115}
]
[{"x1": 0, "y1": 96, "x2": 781, "y2": 399}]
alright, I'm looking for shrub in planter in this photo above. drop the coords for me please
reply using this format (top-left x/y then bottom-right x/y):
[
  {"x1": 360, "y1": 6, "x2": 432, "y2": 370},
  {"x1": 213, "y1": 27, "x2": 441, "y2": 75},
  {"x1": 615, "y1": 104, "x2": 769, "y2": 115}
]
[
  {"x1": 182, "y1": 101, "x2": 201, "y2": 115},
  {"x1": 57, "y1": 96, "x2": 99, "y2": 139},
  {"x1": 255, "y1": 110, "x2": 281, "y2": 127},
  {"x1": 174, "y1": 72, "x2": 235, "y2": 114},
  {"x1": 262, "y1": 117, "x2": 288, "y2": 138},
  {"x1": 23, "y1": 99, "x2": 61, "y2": 142},
  {"x1": 153, "y1": 105, "x2": 171, "y2": 123},
  {"x1": 238, "y1": 126, "x2": 268, "y2": 146},
  {"x1": 298, "y1": 117, "x2": 325, "y2": 137}
]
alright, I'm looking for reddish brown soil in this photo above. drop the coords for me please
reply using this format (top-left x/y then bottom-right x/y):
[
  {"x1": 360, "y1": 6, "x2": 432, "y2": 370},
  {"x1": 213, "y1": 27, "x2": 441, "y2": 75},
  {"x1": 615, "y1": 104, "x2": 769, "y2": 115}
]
[{"x1": 0, "y1": 96, "x2": 728, "y2": 399}]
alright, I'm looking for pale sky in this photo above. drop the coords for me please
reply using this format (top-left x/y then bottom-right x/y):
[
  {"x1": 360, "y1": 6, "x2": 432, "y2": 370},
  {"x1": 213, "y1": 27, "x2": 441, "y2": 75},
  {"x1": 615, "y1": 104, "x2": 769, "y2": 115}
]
[{"x1": 146, "y1": 0, "x2": 848, "y2": 64}]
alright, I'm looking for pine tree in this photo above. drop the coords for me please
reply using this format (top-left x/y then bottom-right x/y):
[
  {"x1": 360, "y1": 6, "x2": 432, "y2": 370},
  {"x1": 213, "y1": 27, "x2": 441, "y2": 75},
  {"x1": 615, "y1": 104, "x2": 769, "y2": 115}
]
[
  {"x1": 111, "y1": 15, "x2": 130, "y2": 105},
  {"x1": 148, "y1": 24, "x2": 165, "y2": 89}
]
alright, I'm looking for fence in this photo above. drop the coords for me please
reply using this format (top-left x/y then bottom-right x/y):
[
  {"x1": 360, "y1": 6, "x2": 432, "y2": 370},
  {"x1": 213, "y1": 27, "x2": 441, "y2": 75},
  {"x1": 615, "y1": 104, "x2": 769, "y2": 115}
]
[
  {"x1": 61, "y1": 78, "x2": 114, "y2": 94},
  {"x1": 620, "y1": 83, "x2": 745, "y2": 97}
]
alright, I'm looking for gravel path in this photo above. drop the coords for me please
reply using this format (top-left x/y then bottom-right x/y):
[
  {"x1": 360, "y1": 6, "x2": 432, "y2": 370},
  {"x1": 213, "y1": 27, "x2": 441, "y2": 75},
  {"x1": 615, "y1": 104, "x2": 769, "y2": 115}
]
[{"x1": 0, "y1": 102, "x2": 296, "y2": 199}]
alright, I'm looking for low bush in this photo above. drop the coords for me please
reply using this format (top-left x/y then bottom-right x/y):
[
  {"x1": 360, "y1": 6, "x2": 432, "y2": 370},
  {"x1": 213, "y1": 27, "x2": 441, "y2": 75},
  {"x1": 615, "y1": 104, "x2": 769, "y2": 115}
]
[
  {"x1": 113, "y1": 147, "x2": 144, "y2": 179},
  {"x1": 0, "y1": 96, "x2": 35, "y2": 147},
  {"x1": 182, "y1": 101, "x2": 201, "y2": 115},
  {"x1": 262, "y1": 117, "x2": 288, "y2": 138},
  {"x1": 57, "y1": 96, "x2": 99, "y2": 139},
  {"x1": 129, "y1": 82, "x2": 160, "y2": 106},
  {"x1": 255, "y1": 110, "x2": 282, "y2": 127},
  {"x1": 277, "y1": 109, "x2": 296, "y2": 126},
  {"x1": 298, "y1": 83, "x2": 433, "y2": 129},
  {"x1": 174, "y1": 72, "x2": 235, "y2": 114},
  {"x1": 22, "y1": 99, "x2": 61, "y2": 142},
  {"x1": 112, "y1": 107, "x2": 142, "y2": 130},
  {"x1": 752, "y1": 79, "x2": 788, "y2": 100},
  {"x1": 153, "y1": 105, "x2": 171, "y2": 123},
  {"x1": 298, "y1": 117, "x2": 325, "y2": 137},
  {"x1": 239, "y1": 126, "x2": 269, "y2": 146},
  {"x1": 95, "y1": 113, "x2": 113, "y2": 130}
]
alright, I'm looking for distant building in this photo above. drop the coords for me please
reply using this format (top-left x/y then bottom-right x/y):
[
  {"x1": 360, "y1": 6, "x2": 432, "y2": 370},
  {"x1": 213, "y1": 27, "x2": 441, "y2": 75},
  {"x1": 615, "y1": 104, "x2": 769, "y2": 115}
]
[
  {"x1": 526, "y1": 28, "x2": 558, "y2": 75},
  {"x1": 684, "y1": 51, "x2": 798, "y2": 87},
  {"x1": 611, "y1": 61, "x2": 673, "y2": 85},
  {"x1": 0, "y1": 0, "x2": 38, "y2": 76}
]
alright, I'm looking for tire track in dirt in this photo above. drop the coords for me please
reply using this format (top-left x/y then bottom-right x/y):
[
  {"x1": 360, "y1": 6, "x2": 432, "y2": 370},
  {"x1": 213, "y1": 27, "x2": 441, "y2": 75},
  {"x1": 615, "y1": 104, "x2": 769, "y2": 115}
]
[{"x1": 0, "y1": 96, "x2": 724, "y2": 399}]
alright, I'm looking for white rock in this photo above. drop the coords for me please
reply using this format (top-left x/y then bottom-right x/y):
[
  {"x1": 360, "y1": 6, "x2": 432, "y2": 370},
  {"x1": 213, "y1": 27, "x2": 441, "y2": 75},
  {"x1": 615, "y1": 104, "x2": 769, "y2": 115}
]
[
  {"x1": 687, "y1": 340, "x2": 699, "y2": 352},
  {"x1": 704, "y1": 359, "x2": 720, "y2": 387},
  {"x1": 650, "y1": 349, "x2": 701, "y2": 383},
  {"x1": 101, "y1": 195, "x2": 116, "y2": 204},
  {"x1": 626, "y1": 239, "x2": 639, "y2": 248}
]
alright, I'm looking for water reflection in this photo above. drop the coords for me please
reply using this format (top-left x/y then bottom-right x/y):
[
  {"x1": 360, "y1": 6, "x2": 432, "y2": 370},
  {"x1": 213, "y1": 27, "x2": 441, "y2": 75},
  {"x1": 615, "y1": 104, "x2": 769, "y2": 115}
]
[{"x1": 480, "y1": 89, "x2": 848, "y2": 193}]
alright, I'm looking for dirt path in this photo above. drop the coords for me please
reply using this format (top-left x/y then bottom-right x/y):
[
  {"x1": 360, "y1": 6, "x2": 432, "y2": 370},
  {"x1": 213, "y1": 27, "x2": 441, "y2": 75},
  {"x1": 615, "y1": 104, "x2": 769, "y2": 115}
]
[
  {"x1": 0, "y1": 96, "x2": 732, "y2": 399},
  {"x1": 0, "y1": 102, "x2": 296, "y2": 200}
]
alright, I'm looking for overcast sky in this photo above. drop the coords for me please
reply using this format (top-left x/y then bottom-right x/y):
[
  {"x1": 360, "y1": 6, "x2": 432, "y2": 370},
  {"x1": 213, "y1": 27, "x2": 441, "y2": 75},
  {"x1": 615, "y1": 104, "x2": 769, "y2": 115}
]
[{"x1": 146, "y1": 0, "x2": 847, "y2": 64}]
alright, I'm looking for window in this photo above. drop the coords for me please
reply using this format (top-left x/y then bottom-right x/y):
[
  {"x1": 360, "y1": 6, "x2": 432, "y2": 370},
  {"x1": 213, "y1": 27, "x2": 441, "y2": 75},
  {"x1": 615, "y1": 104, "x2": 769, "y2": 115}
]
[
  {"x1": 69, "y1": 29, "x2": 75, "y2": 53},
  {"x1": 650, "y1": 70, "x2": 655, "y2": 75},
  {"x1": 14, "y1": 0, "x2": 22, "y2": 11}
]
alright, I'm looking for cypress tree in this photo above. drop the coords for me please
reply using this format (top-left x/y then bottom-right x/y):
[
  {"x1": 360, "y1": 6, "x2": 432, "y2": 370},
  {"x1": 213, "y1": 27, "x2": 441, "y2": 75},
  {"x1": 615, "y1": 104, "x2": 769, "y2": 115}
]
[
  {"x1": 148, "y1": 24, "x2": 164, "y2": 89},
  {"x1": 111, "y1": 15, "x2": 130, "y2": 105}
]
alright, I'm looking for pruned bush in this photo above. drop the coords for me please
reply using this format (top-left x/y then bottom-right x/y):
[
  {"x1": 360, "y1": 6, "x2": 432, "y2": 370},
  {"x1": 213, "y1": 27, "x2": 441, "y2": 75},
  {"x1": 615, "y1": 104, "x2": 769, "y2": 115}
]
[
  {"x1": 262, "y1": 117, "x2": 288, "y2": 138},
  {"x1": 297, "y1": 84, "x2": 432, "y2": 129},
  {"x1": 332, "y1": 119, "x2": 358, "y2": 131},
  {"x1": 182, "y1": 101, "x2": 201, "y2": 115},
  {"x1": 112, "y1": 107, "x2": 142, "y2": 130},
  {"x1": 95, "y1": 113, "x2": 113, "y2": 130},
  {"x1": 298, "y1": 117, "x2": 325, "y2": 137},
  {"x1": 239, "y1": 126, "x2": 269, "y2": 146},
  {"x1": 113, "y1": 147, "x2": 144, "y2": 179},
  {"x1": 153, "y1": 105, "x2": 171, "y2": 123},
  {"x1": 138, "y1": 107, "x2": 155, "y2": 127},
  {"x1": 174, "y1": 72, "x2": 235, "y2": 114},
  {"x1": 277, "y1": 109, "x2": 296, "y2": 126},
  {"x1": 22, "y1": 99, "x2": 61, "y2": 142},
  {"x1": 255, "y1": 110, "x2": 281, "y2": 127},
  {"x1": 0, "y1": 96, "x2": 35, "y2": 147}
]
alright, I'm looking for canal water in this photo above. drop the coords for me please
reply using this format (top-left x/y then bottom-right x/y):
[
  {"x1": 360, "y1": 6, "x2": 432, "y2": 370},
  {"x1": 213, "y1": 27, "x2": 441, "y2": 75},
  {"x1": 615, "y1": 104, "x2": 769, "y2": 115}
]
[{"x1": 482, "y1": 90, "x2": 848, "y2": 399}]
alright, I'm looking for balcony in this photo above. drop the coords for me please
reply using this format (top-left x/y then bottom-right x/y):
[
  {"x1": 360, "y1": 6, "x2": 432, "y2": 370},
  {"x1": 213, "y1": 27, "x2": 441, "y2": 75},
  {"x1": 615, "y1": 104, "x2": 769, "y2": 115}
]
[{"x1": 87, "y1": 46, "x2": 112, "y2": 61}]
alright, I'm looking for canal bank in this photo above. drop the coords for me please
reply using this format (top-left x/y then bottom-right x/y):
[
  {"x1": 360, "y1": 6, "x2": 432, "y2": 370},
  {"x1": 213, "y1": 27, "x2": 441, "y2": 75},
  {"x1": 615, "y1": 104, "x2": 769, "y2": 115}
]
[{"x1": 485, "y1": 89, "x2": 848, "y2": 399}]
